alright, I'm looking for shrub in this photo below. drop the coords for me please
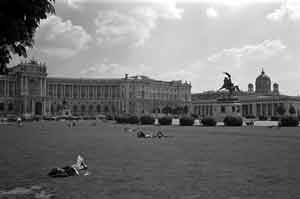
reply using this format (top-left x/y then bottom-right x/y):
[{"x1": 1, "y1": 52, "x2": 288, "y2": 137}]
[
  {"x1": 140, "y1": 115, "x2": 155, "y2": 125},
  {"x1": 179, "y1": 116, "x2": 194, "y2": 126},
  {"x1": 271, "y1": 116, "x2": 279, "y2": 121},
  {"x1": 191, "y1": 114, "x2": 198, "y2": 119},
  {"x1": 223, "y1": 116, "x2": 243, "y2": 126},
  {"x1": 158, "y1": 117, "x2": 172, "y2": 125},
  {"x1": 279, "y1": 116, "x2": 299, "y2": 127},
  {"x1": 259, "y1": 115, "x2": 268, "y2": 121},
  {"x1": 128, "y1": 115, "x2": 139, "y2": 124},
  {"x1": 201, "y1": 117, "x2": 217, "y2": 126},
  {"x1": 245, "y1": 115, "x2": 256, "y2": 119},
  {"x1": 105, "y1": 115, "x2": 113, "y2": 120},
  {"x1": 115, "y1": 116, "x2": 129, "y2": 124}
]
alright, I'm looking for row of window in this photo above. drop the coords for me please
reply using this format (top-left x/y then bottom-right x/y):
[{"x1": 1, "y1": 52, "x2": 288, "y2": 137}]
[
  {"x1": 0, "y1": 81, "x2": 16, "y2": 97},
  {"x1": 47, "y1": 85, "x2": 121, "y2": 99}
]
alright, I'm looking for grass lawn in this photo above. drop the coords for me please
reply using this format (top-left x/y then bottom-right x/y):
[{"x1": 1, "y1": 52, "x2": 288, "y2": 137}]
[{"x1": 1, "y1": 121, "x2": 300, "y2": 199}]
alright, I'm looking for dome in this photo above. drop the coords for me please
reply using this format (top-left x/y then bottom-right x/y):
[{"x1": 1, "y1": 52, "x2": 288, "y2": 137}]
[
  {"x1": 255, "y1": 69, "x2": 271, "y2": 94},
  {"x1": 248, "y1": 83, "x2": 254, "y2": 92},
  {"x1": 273, "y1": 82, "x2": 279, "y2": 94}
]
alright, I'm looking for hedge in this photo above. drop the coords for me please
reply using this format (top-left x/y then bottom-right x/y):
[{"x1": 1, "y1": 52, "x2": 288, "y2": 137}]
[
  {"x1": 223, "y1": 116, "x2": 243, "y2": 126},
  {"x1": 140, "y1": 115, "x2": 155, "y2": 125},
  {"x1": 115, "y1": 116, "x2": 129, "y2": 124},
  {"x1": 271, "y1": 116, "x2": 279, "y2": 121},
  {"x1": 259, "y1": 115, "x2": 268, "y2": 121},
  {"x1": 279, "y1": 116, "x2": 299, "y2": 127},
  {"x1": 179, "y1": 117, "x2": 194, "y2": 126},
  {"x1": 158, "y1": 117, "x2": 172, "y2": 125},
  {"x1": 128, "y1": 116, "x2": 139, "y2": 124},
  {"x1": 201, "y1": 117, "x2": 217, "y2": 126}
]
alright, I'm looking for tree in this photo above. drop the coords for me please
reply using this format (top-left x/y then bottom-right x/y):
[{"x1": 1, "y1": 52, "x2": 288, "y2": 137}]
[
  {"x1": 276, "y1": 104, "x2": 286, "y2": 116},
  {"x1": 183, "y1": 105, "x2": 189, "y2": 114},
  {"x1": 0, "y1": 0, "x2": 55, "y2": 73},
  {"x1": 289, "y1": 105, "x2": 296, "y2": 115},
  {"x1": 162, "y1": 106, "x2": 172, "y2": 114},
  {"x1": 173, "y1": 106, "x2": 183, "y2": 115}
]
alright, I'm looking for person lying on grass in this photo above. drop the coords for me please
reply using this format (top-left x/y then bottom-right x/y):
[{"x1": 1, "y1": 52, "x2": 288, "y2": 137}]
[
  {"x1": 48, "y1": 155, "x2": 88, "y2": 178},
  {"x1": 136, "y1": 130, "x2": 167, "y2": 138}
]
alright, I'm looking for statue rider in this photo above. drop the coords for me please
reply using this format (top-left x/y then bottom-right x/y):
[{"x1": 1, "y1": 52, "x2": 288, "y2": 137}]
[{"x1": 219, "y1": 72, "x2": 239, "y2": 94}]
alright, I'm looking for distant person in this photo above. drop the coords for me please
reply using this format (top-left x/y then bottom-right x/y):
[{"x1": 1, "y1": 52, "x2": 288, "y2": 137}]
[
  {"x1": 156, "y1": 131, "x2": 164, "y2": 139},
  {"x1": 137, "y1": 130, "x2": 146, "y2": 138},
  {"x1": 17, "y1": 117, "x2": 22, "y2": 126}
]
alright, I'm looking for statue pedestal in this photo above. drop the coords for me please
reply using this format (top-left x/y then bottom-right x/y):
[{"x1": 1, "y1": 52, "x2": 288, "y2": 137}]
[{"x1": 213, "y1": 95, "x2": 241, "y2": 122}]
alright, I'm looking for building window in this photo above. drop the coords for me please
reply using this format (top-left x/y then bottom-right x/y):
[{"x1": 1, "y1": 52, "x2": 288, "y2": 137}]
[
  {"x1": 97, "y1": 105, "x2": 101, "y2": 113},
  {"x1": 0, "y1": 103, "x2": 4, "y2": 111},
  {"x1": 73, "y1": 105, "x2": 78, "y2": 113},
  {"x1": 89, "y1": 105, "x2": 94, "y2": 112},
  {"x1": 221, "y1": 105, "x2": 225, "y2": 113},
  {"x1": 81, "y1": 105, "x2": 85, "y2": 113},
  {"x1": 8, "y1": 103, "x2": 13, "y2": 111}
]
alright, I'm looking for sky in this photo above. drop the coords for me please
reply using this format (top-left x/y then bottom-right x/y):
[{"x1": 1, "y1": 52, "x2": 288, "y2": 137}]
[{"x1": 10, "y1": 0, "x2": 300, "y2": 95}]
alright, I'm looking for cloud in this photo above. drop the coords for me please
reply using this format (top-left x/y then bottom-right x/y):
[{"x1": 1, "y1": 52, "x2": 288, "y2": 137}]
[
  {"x1": 79, "y1": 61, "x2": 192, "y2": 82},
  {"x1": 64, "y1": 0, "x2": 282, "y2": 6},
  {"x1": 80, "y1": 62, "x2": 146, "y2": 78},
  {"x1": 206, "y1": 7, "x2": 219, "y2": 18},
  {"x1": 34, "y1": 15, "x2": 91, "y2": 58},
  {"x1": 208, "y1": 40, "x2": 286, "y2": 66},
  {"x1": 94, "y1": 2, "x2": 183, "y2": 46},
  {"x1": 267, "y1": 0, "x2": 300, "y2": 21}
]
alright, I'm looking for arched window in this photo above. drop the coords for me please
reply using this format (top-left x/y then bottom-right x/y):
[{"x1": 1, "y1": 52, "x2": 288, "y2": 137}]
[
  {"x1": 89, "y1": 105, "x2": 94, "y2": 112},
  {"x1": 81, "y1": 104, "x2": 86, "y2": 112},
  {"x1": 0, "y1": 103, "x2": 4, "y2": 111},
  {"x1": 97, "y1": 105, "x2": 101, "y2": 113},
  {"x1": 73, "y1": 105, "x2": 78, "y2": 113},
  {"x1": 51, "y1": 104, "x2": 55, "y2": 114},
  {"x1": 8, "y1": 103, "x2": 13, "y2": 111},
  {"x1": 104, "y1": 106, "x2": 109, "y2": 113}
]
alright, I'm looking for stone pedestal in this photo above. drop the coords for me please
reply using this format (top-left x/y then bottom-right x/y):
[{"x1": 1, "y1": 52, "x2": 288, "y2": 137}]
[{"x1": 214, "y1": 95, "x2": 241, "y2": 121}]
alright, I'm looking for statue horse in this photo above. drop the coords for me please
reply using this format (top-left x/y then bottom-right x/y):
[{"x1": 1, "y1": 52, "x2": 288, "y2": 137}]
[{"x1": 219, "y1": 72, "x2": 240, "y2": 95}]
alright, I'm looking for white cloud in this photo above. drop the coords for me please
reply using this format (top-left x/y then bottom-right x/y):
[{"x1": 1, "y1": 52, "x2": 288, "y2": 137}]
[
  {"x1": 80, "y1": 62, "x2": 156, "y2": 78},
  {"x1": 35, "y1": 15, "x2": 91, "y2": 58},
  {"x1": 94, "y1": 2, "x2": 183, "y2": 46},
  {"x1": 208, "y1": 40, "x2": 286, "y2": 65},
  {"x1": 64, "y1": 0, "x2": 282, "y2": 6},
  {"x1": 267, "y1": 0, "x2": 300, "y2": 21},
  {"x1": 206, "y1": 7, "x2": 219, "y2": 18}
]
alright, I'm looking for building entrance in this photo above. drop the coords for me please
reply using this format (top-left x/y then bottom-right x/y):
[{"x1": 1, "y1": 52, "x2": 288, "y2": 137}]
[{"x1": 35, "y1": 102, "x2": 43, "y2": 115}]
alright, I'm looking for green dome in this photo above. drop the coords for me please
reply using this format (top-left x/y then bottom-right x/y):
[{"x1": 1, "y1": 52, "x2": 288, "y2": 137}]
[{"x1": 255, "y1": 69, "x2": 271, "y2": 94}]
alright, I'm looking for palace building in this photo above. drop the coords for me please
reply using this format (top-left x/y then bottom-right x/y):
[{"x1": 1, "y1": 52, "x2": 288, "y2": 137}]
[
  {"x1": 192, "y1": 69, "x2": 300, "y2": 119},
  {"x1": 0, "y1": 60, "x2": 191, "y2": 117}
]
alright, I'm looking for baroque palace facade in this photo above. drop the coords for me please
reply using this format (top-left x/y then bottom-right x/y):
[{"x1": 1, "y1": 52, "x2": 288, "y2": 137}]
[
  {"x1": 192, "y1": 70, "x2": 300, "y2": 119},
  {"x1": 0, "y1": 60, "x2": 191, "y2": 116}
]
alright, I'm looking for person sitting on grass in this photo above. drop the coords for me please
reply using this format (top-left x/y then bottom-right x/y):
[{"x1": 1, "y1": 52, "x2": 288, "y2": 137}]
[
  {"x1": 137, "y1": 130, "x2": 146, "y2": 138},
  {"x1": 48, "y1": 155, "x2": 88, "y2": 178},
  {"x1": 156, "y1": 130, "x2": 164, "y2": 139}
]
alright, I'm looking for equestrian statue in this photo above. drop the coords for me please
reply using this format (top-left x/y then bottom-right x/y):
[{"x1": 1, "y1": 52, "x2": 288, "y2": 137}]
[{"x1": 219, "y1": 72, "x2": 240, "y2": 95}]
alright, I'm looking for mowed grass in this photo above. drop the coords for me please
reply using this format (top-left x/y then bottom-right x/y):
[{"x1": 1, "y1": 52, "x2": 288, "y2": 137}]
[{"x1": 1, "y1": 121, "x2": 300, "y2": 199}]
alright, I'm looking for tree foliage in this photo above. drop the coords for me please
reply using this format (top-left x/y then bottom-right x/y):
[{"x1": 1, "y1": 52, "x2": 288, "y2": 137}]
[
  {"x1": 289, "y1": 105, "x2": 296, "y2": 115},
  {"x1": 0, "y1": 0, "x2": 55, "y2": 73},
  {"x1": 162, "y1": 106, "x2": 172, "y2": 114},
  {"x1": 276, "y1": 104, "x2": 286, "y2": 116}
]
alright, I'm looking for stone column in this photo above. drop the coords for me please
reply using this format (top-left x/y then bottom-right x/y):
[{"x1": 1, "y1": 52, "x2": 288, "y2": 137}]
[
  {"x1": 4, "y1": 80, "x2": 7, "y2": 97},
  {"x1": 55, "y1": 84, "x2": 57, "y2": 97},
  {"x1": 44, "y1": 79, "x2": 47, "y2": 96},
  {"x1": 40, "y1": 78, "x2": 43, "y2": 96},
  {"x1": 32, "y1": 100, "x2": 35, "y2": 115},
  {"x1": 25, "y1": 77, "x2": 28, "y2": 94},
  {"x1": 71, "y1": 85, "x2": 74, "y2": 98}
]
